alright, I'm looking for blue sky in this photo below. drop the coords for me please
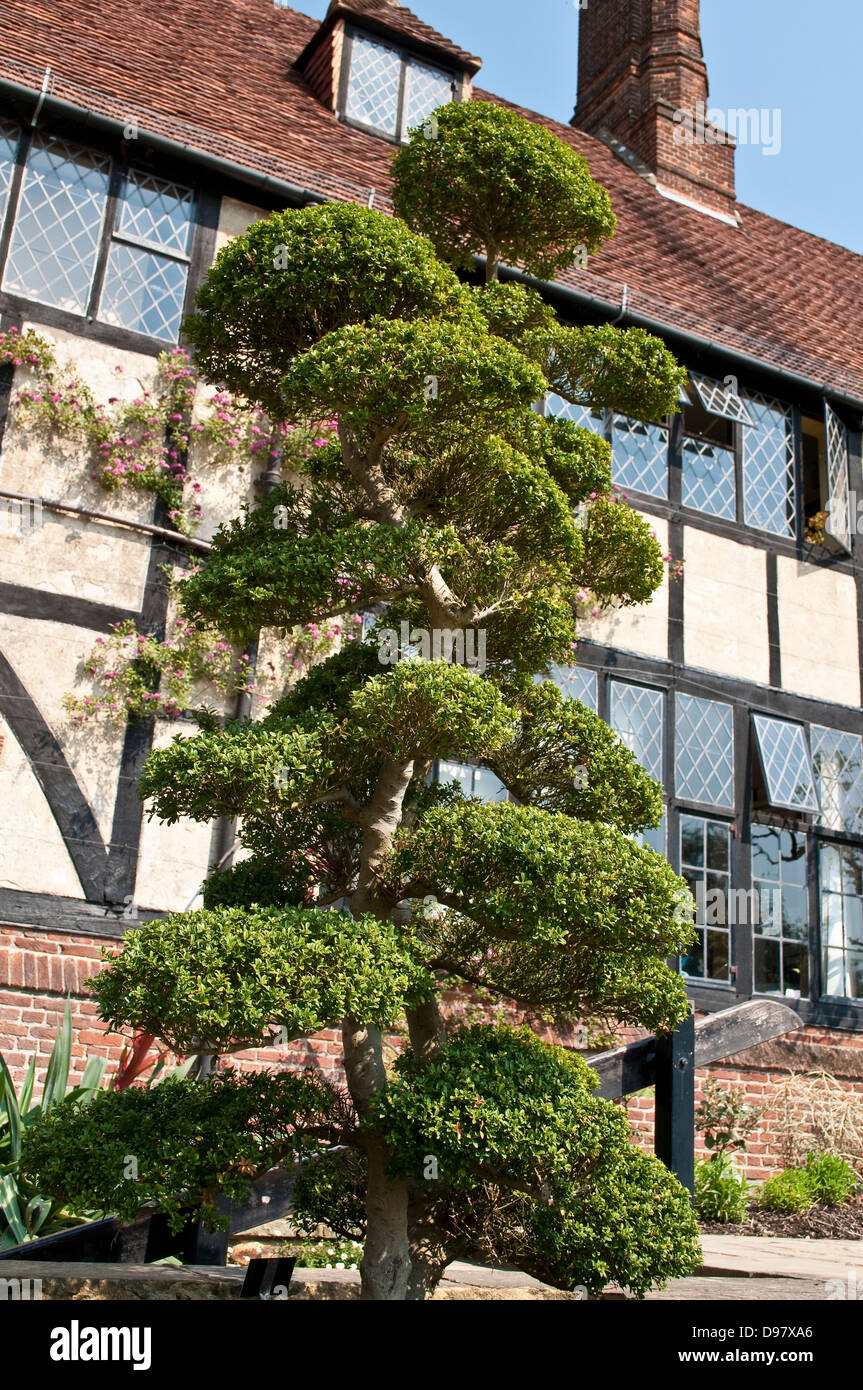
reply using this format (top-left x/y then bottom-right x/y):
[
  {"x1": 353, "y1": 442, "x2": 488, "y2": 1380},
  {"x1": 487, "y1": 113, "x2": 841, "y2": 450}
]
[{"x1": 296, "y1": 0, "x2": 862, "y2": 253}]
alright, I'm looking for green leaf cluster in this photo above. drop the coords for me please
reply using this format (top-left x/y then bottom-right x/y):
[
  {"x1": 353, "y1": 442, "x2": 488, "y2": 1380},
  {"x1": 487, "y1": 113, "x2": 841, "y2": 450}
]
[
  {"x1": 392, "y1": 101, "x2": 616, "y2": 279},
  {"x1": 90, "y1": 907, "x2": 434, "y2": 1054},
  {"x1": 20, "y1": 1070, "x2": 350, "y2": 1232}
]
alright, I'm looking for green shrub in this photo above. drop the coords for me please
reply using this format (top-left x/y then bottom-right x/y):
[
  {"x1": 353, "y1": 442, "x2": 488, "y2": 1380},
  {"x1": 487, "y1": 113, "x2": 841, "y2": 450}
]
[
  {"x1": 759, "y1": 1168, "x2": 813, "y2": 1214},
  {"x1": 694, "y1": 1154, "x2": 750, "y2": 1224},
  {"x1": 758, "y1": 1152, "x2": 857, "y2": 1213},
  {"x1": 803, "y1": 1151, "x2": 857, "y2": 1206}
]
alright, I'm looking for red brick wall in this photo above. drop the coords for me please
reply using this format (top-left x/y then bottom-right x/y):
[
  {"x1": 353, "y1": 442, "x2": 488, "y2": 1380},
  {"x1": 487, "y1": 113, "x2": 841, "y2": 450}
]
[
  {"x1": 574, "y1": 0, "x2": 737, "y2": 216},
  {"x1": 4, "y1": 923, "x2": 863, "y2": 1183},
  {"x1": 625, "y1": 1028, "x2": 863, "y2": 1180}
]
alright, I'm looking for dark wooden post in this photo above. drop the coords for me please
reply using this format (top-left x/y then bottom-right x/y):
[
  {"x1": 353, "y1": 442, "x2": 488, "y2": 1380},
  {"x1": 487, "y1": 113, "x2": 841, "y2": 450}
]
[
  {"x1": 654, "y1": 1011, "x2": 695, "y2": 1194},
  {"x1": 189, "y1": 1196, "x2": 233, "y2": 1266}
]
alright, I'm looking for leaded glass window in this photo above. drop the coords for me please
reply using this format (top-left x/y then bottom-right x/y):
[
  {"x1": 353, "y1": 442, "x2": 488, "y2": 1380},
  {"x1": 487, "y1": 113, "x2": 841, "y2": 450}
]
[
  {"x1": 741, "y1": 391, "x2": 795, "y2": 537},
  {"x1": 0, "y1": 120, "x2": 19, "y2": 224},
  {"x1": 611, "y1": 415, "x2": 668, "y2": 498},
  {"x1": 545, "y1": 393, "x2": 605, "y2": 434},
  {"x1": 675, "y1": 694, "x2": 734, "y2": 808},
  {"x1": 824, "y1": 404, "x2": 852, "y2": 552},
  {"x1": 609, "y1": 681, "x2": 665, "y2": 854},
  {"x1": 751, "y1": 825, "x2": 809, "y2": 997},
  {"x1": 689, "y1": 371, "x2": 753, "y2": 426},
  {"x1": 345, "y1": 34, "x2": 402, "y2": 136},
  {"x1": 436, "y1": 760, "x2": 508, "y2": 803},
  {"x1": 548, "y1": 664, "x2": 597, "y2": 711},
  {"x1": 810, "y1": 726, "x2": 863, "y2": 835},
  {"x1": 345, "y1": 32, "x2": 456, "y2": 141},
  {"x1": 752, "y1": 715, "x2": 819, "y2": 814},
  {"x1": 679, "y1": 815, "x2": 732, "y2": 983},
  {"x1": 820, "y1": 844, "x2": 863, "y2": 1000},
  {"x1": 609, "y1": 681, "x2": 664, "y2": 781},
  {"x1": 681, "y1": 435, "x2": 736, "y2": 519},
  {"x1": 3, "y1": 133, "x2": 110, "y2": 313},
  {"x1": 404, "y1": 59, "x2": 455, "y2": 134},
  {"x1": 99, "y1": 171, "x2": 193, "y2": 341}
]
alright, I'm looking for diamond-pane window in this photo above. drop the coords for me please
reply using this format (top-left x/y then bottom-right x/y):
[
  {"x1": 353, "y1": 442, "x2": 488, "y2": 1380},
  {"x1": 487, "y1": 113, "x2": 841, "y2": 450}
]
[
  {"x1": 609, "y1": 681, "x2": 664, "y2": 782},
  {"x1": 675, "y1": 694, "x2": 734, "y2": 807},
  {"x1": 404, "y1": 59, "x2": 454, "y2": 134},
  {"x1": 346, "y1": 34, "x2": 402, "y2": 136},
  {"x1": 545, "y1": 393, "x2": 605, "y2": 433},
  {"x1": 680, "y1": 814, "x2": 733, "y2": 983},
  {"x1": 116, "y1": 171, "x2": 193, "y2": 257},
  {"x1": 752, "y1": 715, "x2": 819, "y2": 814},
  {"x1": 98, "y1": 170, "x2": 193, "y2": 341},
  {"x1": 547, "y1": 664, "x2": 597, "y2": 711},
  {"x1": 689, "y1": 372, "x2": 753, "y2": 425},
  {"x1": 611, "y1": 415, "x2": 668, "y2": 498},
  {"x1": 824, "y1": 404, "x2": 852, "y2": 552},
  {"x1": 3, "y1": 134, "x2": 110, "y2": 313},
  {"x1": 820, "y1": 844, "x2": 863, "y2": 1000},
  {"x1": 742, "y1": 392, "x2": 795, "y2": 536},
  {"x1": 0, "y1": 121, "x2": 19, "y2": 224},
  {"x1": 681, "y1": 436, "x2": 736, "y2": 519},
  {"x1": 810, "y1": 725, "x2": 863, "y2": 835},
  {"x1": 99, "y1": 243, "x2": 189, "y2": 342},
  {"x1": 751, "y1": 825, "x2": 809, "y2": 998}
]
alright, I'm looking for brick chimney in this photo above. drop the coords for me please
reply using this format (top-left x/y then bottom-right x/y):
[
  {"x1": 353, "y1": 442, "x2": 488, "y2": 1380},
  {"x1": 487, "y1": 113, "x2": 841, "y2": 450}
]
[{"x1": 573, "y1": 0, "x2": 736, "y2": 219}]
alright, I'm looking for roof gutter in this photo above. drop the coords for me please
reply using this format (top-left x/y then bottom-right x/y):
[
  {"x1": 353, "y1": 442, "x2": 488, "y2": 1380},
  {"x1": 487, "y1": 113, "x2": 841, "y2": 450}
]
[
  {"x1": 0, "y1": 76, "x2": 330, "y2": 207},
  {"x1": 501, "y1": 263, "x2": 863, "y2": 413}
]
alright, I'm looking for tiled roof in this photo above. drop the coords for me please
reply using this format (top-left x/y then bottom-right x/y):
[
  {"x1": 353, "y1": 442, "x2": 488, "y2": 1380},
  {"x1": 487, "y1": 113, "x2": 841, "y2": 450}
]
[
  {"x1": 324, "y1": 1, "x2": 482, "y2": 71},
  {"x1": 1, "y1": 0, "x2": 862, "y2": 404}
]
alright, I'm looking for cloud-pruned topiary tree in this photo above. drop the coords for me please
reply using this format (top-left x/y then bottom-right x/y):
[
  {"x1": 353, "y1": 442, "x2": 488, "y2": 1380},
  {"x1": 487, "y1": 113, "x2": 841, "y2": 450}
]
[{"x1": 22, "y1": 101, "x2": 699, "y2": 1301}]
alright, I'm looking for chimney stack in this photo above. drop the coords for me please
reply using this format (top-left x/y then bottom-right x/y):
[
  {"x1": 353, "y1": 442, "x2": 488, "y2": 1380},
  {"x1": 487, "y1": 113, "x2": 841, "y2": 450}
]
[{"x1": 573, "y1": 0, "x2": 736, "y2": 218}]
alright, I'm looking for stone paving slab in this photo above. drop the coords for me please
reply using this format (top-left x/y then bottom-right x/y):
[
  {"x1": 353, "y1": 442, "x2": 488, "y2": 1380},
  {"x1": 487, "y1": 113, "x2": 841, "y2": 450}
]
[
  {"x1": 647, "y1": 1276, "x2": 837, "y2": 1301},
  {"x1": 699, "y1": 1236, "x2": 863, "y2": 1282}
]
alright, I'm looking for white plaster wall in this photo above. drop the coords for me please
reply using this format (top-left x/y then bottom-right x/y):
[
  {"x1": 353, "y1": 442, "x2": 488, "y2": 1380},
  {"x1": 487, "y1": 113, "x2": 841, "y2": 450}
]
[
  {"x1": 683, "y1": 528, "x2": 770, "y2": 685},
  {"x1": 0, "y1": 613, "x2": 125, "y2": 843},
  {"x1": 777, "y1": 557, "x2": 861, "y2": 707},
  {"x1": 134, "y1": 722, "x2": 214, "y2": 912},
  {"x1": 0, "y1": 507, "x2": 151, "y2": 609},
  {"x1": 0, "y1": 711, "x2": 84, "y2": 899},
  {"x1": 577, "y1": 514, "x2": 669, "y2": 660},
  {"x1": 213, "y1": 197, "x2": 270, "y2": 257}
]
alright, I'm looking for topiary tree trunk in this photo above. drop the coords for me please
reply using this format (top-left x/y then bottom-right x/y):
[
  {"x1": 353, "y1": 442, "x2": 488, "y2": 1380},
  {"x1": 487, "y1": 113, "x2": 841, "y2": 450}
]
[{"x1": 22, "y1": 102, "x2": 703, "y2": 1301}]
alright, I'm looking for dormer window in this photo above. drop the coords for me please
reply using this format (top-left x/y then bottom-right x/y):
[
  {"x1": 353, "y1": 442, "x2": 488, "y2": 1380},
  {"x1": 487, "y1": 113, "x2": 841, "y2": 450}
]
[{"x1": 341, "y1": 28, "x2": 458, "y2": 141}]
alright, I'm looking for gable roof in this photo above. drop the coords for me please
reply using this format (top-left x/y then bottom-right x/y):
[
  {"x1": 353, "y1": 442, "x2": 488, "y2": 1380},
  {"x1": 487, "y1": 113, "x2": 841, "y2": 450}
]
[
  {"x1": 319, "y1": 1, "x2": 482, "y2": 71},
  {"x1": 1, "y1": 0, "x2": 861, "y2": 406}
]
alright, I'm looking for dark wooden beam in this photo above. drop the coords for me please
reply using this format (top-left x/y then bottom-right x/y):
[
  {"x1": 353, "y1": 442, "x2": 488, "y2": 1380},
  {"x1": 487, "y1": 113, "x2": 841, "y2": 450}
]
[
  {"x1": 655, "y1": 1012, "x2": 695, "y2": 1192},
  {"x1": 588, "y1": 999, "x2": 803, "y2": 1100}
]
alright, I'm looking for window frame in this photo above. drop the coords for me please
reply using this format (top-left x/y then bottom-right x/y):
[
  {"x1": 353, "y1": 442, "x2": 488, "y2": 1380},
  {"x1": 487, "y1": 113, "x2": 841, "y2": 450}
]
[
  {"x1": 338, "y1": 25, "x2": 460, "y2": 144},
  {"x1": 818, "y1": 839, "x2": 863, "y2": 1003},
  {"x1": 569, "y1": 658, "x2": 863, "y2": 1020},
  {"x1": 750, "y1": 823, "x2": 810, "y2": 1000},
  {"x1": 0, "y1": 119, "x2": 201, "y2": 349},
  {"x1": 678, "y1": 811, "x2": 735, "y2": 987}
]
